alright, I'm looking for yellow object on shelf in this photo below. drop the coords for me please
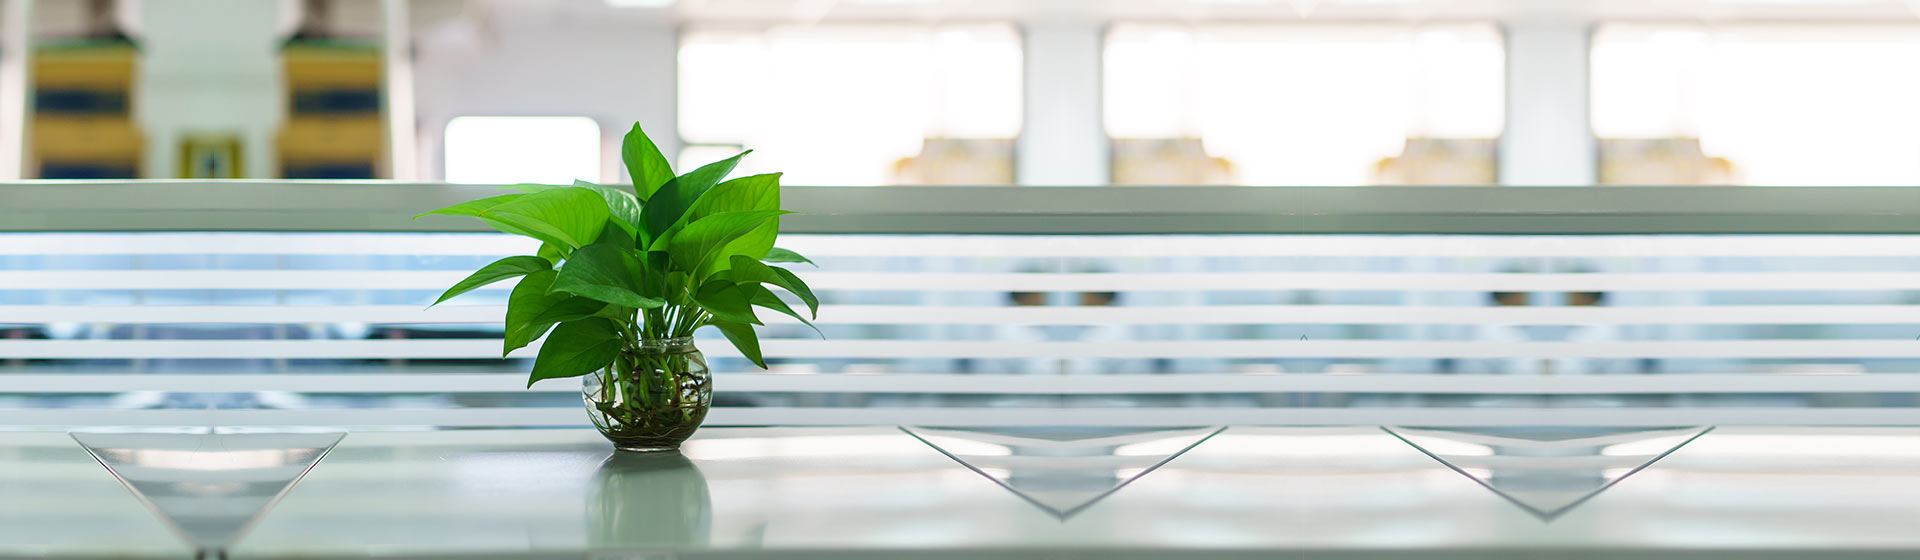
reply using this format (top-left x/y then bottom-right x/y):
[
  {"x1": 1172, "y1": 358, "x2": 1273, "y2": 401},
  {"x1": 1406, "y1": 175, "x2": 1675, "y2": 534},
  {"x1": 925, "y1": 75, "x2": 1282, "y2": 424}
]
[
  {"x1": 29, "y1": 43, "x2": 142, "y2": 179},
  {"x1": 1110, "y1": 138, "x2": 1237, "y2": 185},
  {"x1": 1599, "y1": 138, "x2": 1738, "y2": 185},
  {"x1": 1369, "y1": 138, "x2": 1497, "y2": 185},
  {"x1": 277, "y1": 42, "x2": 384, "y2": 179}
]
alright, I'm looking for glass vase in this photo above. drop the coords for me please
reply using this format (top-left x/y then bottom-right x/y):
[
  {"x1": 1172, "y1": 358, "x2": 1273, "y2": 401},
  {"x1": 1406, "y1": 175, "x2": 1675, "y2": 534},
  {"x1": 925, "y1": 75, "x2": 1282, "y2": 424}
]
[{"x1": 582, "y1": 337, "x2": 712, "y2": 452}]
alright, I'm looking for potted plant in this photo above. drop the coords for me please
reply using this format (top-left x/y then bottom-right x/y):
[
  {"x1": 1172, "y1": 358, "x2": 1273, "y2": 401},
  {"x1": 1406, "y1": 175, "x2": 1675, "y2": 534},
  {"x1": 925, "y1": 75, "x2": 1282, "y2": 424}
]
[{"x1": 418, "y1": 122, "x2": 817, "y2": 452}]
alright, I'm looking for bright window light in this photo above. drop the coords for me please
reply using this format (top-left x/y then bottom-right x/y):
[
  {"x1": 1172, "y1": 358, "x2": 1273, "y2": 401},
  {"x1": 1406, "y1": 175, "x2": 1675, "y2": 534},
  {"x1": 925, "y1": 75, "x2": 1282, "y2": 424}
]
[
  {"x1": 444, "y1": 116, "x2": 602, "y2": 185},
  {"x1": 1593, "y1": 24, "x2": 1920, "y2": 186},
  {"x1": 679, "y1": 25, "x2": 1022, "y2": 186},
  {"x1": 1104, "y1": 24, "x2": 1504, "y2": 186}
]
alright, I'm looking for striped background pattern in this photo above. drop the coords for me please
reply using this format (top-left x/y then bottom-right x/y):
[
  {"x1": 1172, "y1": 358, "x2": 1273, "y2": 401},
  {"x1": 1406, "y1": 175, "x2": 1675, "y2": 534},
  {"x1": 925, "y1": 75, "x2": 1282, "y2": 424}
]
[{"x1": 5, "y1": 229, "x2": 1920, "y2": 428}]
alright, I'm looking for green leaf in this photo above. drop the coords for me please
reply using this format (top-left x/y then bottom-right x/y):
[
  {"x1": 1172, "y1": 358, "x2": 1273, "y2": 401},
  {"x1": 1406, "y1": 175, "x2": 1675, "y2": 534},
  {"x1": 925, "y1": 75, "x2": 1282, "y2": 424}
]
[
  {"x1": 711, "y1": 319, "x2": 766, "y2": 369},
  {"x1": 551, "y1": 243, "x2": 665, "y2": 309},
  {"x1": 527, "y1": 297, "x2": 609, "y2": 326},
  {"x1": 503, "y1": 270, "x2": 568, "y2": 356},
  {"x1": 687, "y1": 173, "x2": 783, "y2": 276},
  {"x1": 744, "y1": 282, "x2": 820, "y2": 337},
  {"x1": 728, "y1": 255, "x2": 818, "y2": 318},
  {"x1": 506, "y1": 182, "x2": 644, "y2": 239},
  {"x1": 622, "y1": 122, "x2": 676, "y2": 201},
  {"x1": 574, "y1": 180, "x2": 644, "y2": 238},
  {"x1": 528, "y1": 318, "x2": 625, "y2": 387},
  {"x1": 482, "y1": 188, "x2": 610, "y2": 251},
  {"x1": 640, "y1": 151, "x2": 749, "y2": 244},
  {"x1": 694, "y1": 279, "x2": 760, "y2": 325},
  {"x1": 415, "y1": 193, "x2": 522, "y2": 219},
  {"x1": 497, "y1": 183, "x2": 565, "y2": 194},
  {"x1": 689, "y1": 173, "x2": 782, "y2": 218},
  {"x1": 415, "y1": 193, "x2": 552, "y2": 241},
  {"x1": 667, "y1": 210, "x2": 790, "y2": 281},
  {"x1": 536, "y1": 242, "x2": 565, "y2": 263},
  {"x1": 663, "y1": 270, "x2": 690, "y2": 306},
  {"x1": 645, "y1": 220, "x2": 683, "y2": 253},
  {"x1": 631, "y1": 248, "x2": 661, "y2": 301},
  {"x1": 430, "y1": 255, "x2": 550, "y2": 307},
  {"x1": 597, "y1": 218, "x2": 636, "y2": 251},
  {"x1": 715, "y1": 219, "x2": 778, "y2": 274},
  {"x1": 768, "y1": 266, "x2": 818, "y2": 318},
  {"x1": 478, "y1": 218, "x2": 549, "y2": 241},
  {"x1": 594, "y1": 304, "x2": 636, "y2": 322},
  {"x1": 762, "y1": 247, "x2": 815, "y2": 266}
]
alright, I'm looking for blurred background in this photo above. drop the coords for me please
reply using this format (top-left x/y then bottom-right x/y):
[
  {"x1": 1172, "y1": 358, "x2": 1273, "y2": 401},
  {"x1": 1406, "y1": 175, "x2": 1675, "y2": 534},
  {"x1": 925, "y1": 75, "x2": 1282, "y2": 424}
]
[
  {"x1": 7, "y1": 0, "x2": 1920, "y2": 187},
  {"x1": 5, "y1": 0, "x2": 1920, "y2": 426}
]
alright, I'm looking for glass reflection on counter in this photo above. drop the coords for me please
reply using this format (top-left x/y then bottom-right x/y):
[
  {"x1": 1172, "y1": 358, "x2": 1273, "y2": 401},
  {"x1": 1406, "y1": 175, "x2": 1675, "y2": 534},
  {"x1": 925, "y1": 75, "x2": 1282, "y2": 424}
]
[{"x1": 590, "y1": 451, "x2": 712, "y2": 551}]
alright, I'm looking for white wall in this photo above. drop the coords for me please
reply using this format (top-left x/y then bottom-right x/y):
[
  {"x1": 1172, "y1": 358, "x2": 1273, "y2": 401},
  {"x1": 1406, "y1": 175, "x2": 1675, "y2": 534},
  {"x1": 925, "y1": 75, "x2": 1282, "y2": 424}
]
[
  {"x1": 0, "y1": 0, "x2": 29, "y2": 181},
  {"x1": 135, "y1": 0, "x2": 286, "y2": 178},
  {"x1": 26, "y1": 0, "x2": 88, "y2": 38},
  {"x1": 410, "y1": 7, "x2": 676, "y2": 184}
]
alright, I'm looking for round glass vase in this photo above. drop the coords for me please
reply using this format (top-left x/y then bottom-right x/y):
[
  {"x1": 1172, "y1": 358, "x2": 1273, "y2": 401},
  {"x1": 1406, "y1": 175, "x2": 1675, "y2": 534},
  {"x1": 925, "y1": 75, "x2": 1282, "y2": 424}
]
[{"x1": 582, "y1": 337, "x2": 712, "y2": 452}]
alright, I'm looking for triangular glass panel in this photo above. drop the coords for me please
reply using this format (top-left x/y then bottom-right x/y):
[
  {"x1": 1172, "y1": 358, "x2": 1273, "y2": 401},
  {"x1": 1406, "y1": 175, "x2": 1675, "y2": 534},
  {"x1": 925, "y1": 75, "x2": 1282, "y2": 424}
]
[
  {"x1": 70, "y1": 429, "x2": 345, "y2": 556},
  {"x1": 902, "y1": 426, "x2": 1222, "y2": 519},
  {"x1": 1383, "y1": 426, "x2": 1711, "y2": 521}
]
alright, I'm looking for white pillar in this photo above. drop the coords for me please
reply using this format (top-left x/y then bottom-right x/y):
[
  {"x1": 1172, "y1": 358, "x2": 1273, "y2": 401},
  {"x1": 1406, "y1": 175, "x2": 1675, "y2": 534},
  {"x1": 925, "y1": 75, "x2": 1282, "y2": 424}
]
[
  {"x1": 135, "y1": 0, "x2": 284, "y2": 178},
  {"x1": 0, "y1": 0, "x2": 31, "y2": 181},
  {"x1": 1500, "y1": 20, "x2": 1596, "y2": 186},
  {"x1": 382, "y1": 0, "x2": 417, "y2": 181},
  {"x1": 1018, "y1": 21, "x2": 1108, "y2": 186}
]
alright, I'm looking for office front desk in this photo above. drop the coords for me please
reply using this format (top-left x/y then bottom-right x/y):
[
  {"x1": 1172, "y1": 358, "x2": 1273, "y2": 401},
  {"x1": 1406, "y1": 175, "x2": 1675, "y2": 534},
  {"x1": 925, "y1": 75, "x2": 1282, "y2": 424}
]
[
  {"x1": 6, "y1": 425, "x2": 1920, "y2": 559},
  {"x1": 8, "y1": 183, "x2": 1920, "y2": 432},
  {"x1": 6, "y1": 183, "x2": 1920, "y2": 558}
]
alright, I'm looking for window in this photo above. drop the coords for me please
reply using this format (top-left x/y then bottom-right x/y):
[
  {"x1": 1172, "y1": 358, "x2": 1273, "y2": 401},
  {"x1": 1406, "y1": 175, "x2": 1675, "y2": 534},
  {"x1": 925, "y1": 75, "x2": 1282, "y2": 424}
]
[
  {"x1": 679, "y1": 24, "x2": 1023, "y2": 186},
  {"x1": 1104, "y1": 24, "x2": 1504, "y2": 186},
  {"x1": 443, "y1": 116, "x2": 601, "y2": 184},
  {"x1": 1593, "y1": 24, "x2": 1920, "y2": 186}
]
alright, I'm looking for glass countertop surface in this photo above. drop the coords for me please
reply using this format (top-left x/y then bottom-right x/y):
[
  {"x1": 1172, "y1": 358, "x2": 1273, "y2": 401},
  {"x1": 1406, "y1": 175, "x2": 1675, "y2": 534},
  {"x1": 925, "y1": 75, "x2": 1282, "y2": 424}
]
[
  {"x1": 6, "y1": 425, "x2": 1920, "y2": 558},
  {"x1": 0, "y1": 431, "x2": 195, "y2": 559}
]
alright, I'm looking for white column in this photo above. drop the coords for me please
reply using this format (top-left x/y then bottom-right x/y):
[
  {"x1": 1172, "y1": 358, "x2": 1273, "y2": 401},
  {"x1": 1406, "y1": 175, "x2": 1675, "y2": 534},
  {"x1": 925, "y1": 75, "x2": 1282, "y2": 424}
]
[
  {"x1": 382, "y1": 0, "x2": 417, "y2": 181},
  {"x1": 1018, "y1": 21, "x2": 1108, "y2": 186},
  {"x1": 0, "y1": 0, "x2": 31, "y2": 180},
  {"x1": 135, "y1": 0, "x2": 284, "y2": 178},
  {"x1": 1500, "y1": 20, "x2": 1596, "y2": 186}
]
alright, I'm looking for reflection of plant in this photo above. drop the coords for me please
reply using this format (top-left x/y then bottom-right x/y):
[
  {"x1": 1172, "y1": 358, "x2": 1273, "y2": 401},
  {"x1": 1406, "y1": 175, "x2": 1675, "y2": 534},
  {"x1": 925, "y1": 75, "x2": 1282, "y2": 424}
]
[
  {"x1": 591, "y1": 452, "x2": 710, "y2": 548},
  {"x1": 417, "y1": 122, "x2": 818, "y2": 392}
]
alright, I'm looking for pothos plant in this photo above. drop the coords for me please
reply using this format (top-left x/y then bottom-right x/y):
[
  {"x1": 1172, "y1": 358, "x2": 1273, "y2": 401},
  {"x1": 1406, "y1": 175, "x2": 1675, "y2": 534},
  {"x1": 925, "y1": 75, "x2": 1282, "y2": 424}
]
[{"x1": 417, "y1": 123, "x2": 818, "y2": 388}]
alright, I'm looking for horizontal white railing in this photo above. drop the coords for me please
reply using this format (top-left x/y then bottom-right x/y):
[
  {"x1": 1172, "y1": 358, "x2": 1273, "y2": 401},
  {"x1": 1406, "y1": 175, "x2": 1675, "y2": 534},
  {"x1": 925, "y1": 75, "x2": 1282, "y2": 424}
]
[
  {"x1": 14, "y1": 232, "x2": 1920, "y2": 257},
  {"x1": 12, "y1": 270, "x2": 1920, "y2": 291},
  {"x1": 8, "y1": 182, "x2": 1920, "y2": 234},
  {"x1": 11, "y1": 373, "x2": 1920, "y2": 394},
  {"x1": 1, "y1": 407, "x2": 1915, "y2": 428},
  {"x1": 5, "y1": 183, "x2": 1920, "y2": 429},
  {"x1": 9, "y1": 339, "x2": 1920, "y2": 360},
  {"x1": 9, "y1": 304, "x2": 1920, "y2": 325}
]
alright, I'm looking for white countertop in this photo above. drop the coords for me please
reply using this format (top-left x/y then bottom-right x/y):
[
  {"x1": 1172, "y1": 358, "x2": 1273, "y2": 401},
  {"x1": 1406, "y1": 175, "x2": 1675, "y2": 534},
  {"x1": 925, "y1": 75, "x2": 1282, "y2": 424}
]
[{"x1": 9, "y1": 425, "x2": 1920, "y2": 559}]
